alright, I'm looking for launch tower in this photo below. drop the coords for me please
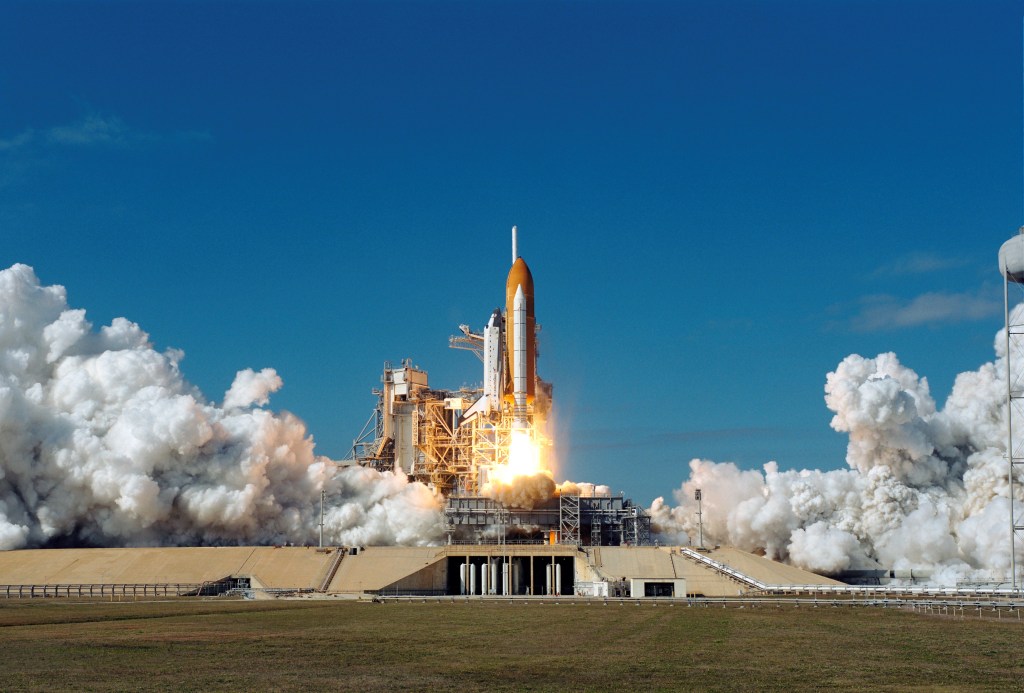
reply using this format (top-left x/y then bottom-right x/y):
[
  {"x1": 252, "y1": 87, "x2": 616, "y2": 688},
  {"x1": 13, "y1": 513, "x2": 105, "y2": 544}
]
[{"x1": 348, "y1": 227, "x2": 651, "y2": 546}]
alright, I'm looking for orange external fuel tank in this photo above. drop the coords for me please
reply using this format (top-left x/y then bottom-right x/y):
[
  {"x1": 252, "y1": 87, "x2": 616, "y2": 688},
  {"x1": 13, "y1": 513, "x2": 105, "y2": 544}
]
[{"x1": 504, "y1": 256, "x2": 535, "y2": 405}]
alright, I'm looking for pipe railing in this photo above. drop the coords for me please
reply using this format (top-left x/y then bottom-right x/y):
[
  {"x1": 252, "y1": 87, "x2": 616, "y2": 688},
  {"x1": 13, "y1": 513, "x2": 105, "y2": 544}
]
[
  {"x1": 677, "y1": 547, "x2": 769, "y2": 590},
  {"x1": 367, "y1": 593, "x2": 1024, "y2": 610},
  {"x1": 0, "y1": 583, "x2": 202, "y2": 598},
  {"x1": 674, "y1": 547, "x2": 1024, "y2": 598}
]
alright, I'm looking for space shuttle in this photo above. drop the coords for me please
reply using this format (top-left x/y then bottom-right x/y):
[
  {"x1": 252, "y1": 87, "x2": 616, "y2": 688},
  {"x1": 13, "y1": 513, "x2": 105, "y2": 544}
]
[
  {"x1": 461, "y1": 226, "x2": 542, "y2": 428},
  {"x1": 505, "y1": 226, "x2": 535, "y2": 430}
]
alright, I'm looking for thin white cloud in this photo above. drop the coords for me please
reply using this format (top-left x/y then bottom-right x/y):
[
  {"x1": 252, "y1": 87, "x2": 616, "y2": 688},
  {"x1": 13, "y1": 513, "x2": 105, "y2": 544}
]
[
  {"x1": 849, "y1": 289, "x2": 999, "y2": 332},
  {"x1": 0, "y1": 129, "x2": 35, "y2": 151},
  {"x1": 872, "y1": 252, "x2": 968, "y2": 277},
  {"x1": 0, "y1": 114, "x2": 210, "y2": 153},
  {"x1": 46, "y1": 114, "x2": 128, "y2": 146}
]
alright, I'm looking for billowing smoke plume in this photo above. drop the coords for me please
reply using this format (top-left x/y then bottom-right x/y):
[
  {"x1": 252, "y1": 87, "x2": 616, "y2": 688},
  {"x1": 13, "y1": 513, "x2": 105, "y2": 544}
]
[
  {"x1": 481, "y1": 470, "x2": 611, "y2": 509},
  {"x1": 482, "y1": 472, "x2": 556, "y2": 509},
  {"x1": 651, "y1": 327, "x2": 1024, "y2": 584},
  {"x1": 0, "y1": 264, "x2": 444, "y2": 550},
  {"x1": 557, "y1": 481, "x2": 612, "y2": 498}
]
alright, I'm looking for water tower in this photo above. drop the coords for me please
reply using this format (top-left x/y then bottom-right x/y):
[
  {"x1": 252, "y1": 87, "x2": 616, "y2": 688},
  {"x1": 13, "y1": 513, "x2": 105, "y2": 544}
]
[{"x1": 997, "y1": 229, "x2": 1024, "y2": 591}]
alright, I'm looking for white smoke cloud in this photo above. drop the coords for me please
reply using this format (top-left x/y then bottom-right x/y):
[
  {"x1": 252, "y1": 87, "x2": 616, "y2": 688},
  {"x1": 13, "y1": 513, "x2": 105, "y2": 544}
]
[
  {"x1": 557, "y1": 481, "x2": 612, "y2": 498},
  {"x1": 651, "y1": 344, "x2": 1024, "y2": 585},
  {"x1": 224, "y1": 368, "x2": 282, "y2": 409},
  {"x1": 0, "y1": 264, "x2": 444, "y2": 550}
]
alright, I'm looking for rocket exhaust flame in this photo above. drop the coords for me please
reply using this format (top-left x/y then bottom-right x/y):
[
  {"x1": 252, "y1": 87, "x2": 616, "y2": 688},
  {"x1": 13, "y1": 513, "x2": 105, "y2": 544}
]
[
  {"x1": 482, "y1": 429, "x2": 556, "y2": 510},
  {"x1": 492, "y1": 430, "x2": 543, "y2": 485}
]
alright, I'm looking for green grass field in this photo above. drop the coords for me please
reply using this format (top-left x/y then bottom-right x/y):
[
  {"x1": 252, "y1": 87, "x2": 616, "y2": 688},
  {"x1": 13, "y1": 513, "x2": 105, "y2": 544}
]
[{"x1": 0, "y1": 598, "x2": 1021, "y2": 691}]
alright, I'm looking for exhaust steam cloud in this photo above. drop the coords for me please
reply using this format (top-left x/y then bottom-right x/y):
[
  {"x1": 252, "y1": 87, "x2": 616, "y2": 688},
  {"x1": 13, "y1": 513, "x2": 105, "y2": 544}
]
[
  {"x1": 651, "y1": 341, "x2": 1023, "y2": 584},
  {"x1": 0, "y1": 264, "x2": 443, "y2": 550},
  {"x1": 2, "y1": 262, "x2": 1022, "y2": 587}
]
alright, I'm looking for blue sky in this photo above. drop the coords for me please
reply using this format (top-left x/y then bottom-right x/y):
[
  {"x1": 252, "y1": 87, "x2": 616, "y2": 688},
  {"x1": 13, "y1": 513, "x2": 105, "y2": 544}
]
[{"x1": 2, "y1": 0, "x2": 1022, "y2": 505}]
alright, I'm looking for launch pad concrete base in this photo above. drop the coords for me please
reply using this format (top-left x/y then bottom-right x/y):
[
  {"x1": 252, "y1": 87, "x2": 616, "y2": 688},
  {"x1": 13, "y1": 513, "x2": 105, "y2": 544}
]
[{"x1": 0, "y1": 544, "x2": 841, "y2": 598}]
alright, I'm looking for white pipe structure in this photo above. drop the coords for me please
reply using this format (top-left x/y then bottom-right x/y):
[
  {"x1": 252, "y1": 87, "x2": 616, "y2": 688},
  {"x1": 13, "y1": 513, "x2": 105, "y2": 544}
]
[
  {"x1": 469, "y1": 563, "x2": 477, "y2": 596},
  {"x1": 490, "y1": 561, "x2": 499, "y2": 595},
  {"x1": 459, "y1": 564, "x2": 467, "y2": 596}
]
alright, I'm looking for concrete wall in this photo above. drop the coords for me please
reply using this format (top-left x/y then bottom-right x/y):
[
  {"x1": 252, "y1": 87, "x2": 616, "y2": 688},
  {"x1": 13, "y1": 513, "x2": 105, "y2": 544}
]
[{"x1": 629, "y1": 578, "x2": 686, "y2": 598}]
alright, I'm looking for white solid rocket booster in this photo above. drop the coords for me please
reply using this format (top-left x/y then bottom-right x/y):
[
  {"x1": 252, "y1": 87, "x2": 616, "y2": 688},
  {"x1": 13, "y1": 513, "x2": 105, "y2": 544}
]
[{"x1": 513, "y1": 283, "x2": 528, "y2": 427}]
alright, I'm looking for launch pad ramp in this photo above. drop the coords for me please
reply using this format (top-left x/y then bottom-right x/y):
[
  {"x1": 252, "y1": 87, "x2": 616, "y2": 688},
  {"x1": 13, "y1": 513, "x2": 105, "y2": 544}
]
[
  {"x1": 317, "y1": 549, "x2": 346, "y2": 592},
  {"x1": 677, "y1": 547, "x2": 768, "y2": 590}
]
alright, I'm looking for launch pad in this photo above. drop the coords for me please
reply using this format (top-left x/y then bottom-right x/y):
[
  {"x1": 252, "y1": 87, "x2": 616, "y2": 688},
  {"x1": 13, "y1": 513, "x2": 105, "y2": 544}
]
[
  {"x1": 444, "y1": 494, "x2": 651, "y2": 547},
  {"x1": 346, "y1": 227, "x2": 652, "y2": 546}
]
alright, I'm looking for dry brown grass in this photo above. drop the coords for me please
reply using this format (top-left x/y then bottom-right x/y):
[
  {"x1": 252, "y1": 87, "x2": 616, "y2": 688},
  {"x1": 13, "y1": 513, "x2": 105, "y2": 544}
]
[{"x1": 0, "y1": 598, "x2": 1021, "y2": 691}]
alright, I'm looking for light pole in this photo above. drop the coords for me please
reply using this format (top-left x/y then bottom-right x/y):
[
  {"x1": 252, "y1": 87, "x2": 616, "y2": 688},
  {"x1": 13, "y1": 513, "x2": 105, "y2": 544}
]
[
  {"x1": 695, "y1": 489, "x2": 704, "y2": 550},
  {"x1": 319, "y1": 489, "x2": 326, "y2": 549}
]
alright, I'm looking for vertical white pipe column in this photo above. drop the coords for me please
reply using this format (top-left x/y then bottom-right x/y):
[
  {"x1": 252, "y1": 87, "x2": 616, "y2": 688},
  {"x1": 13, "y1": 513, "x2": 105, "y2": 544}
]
[
  {"x1": 469, "y1": 563, "x2": 477, "y2": 596},
  {"x1": 545, "y1": 564, "x2": 552, "y2": 596},
  {"x1": 1008, "y1": 275, "x2": 1018, "y2": 593},
  {"x1": 490, "y1": 561, "x2": 499, "y2": 595},
  {"x1": 503, "y1": 560, "x2": 510, "y2": 595},
  {"x1": 555, "y1": 564, "x2": 562, "y2": 596},
  {"x1": 459, "y1": 563, "x2": 467, "y2": 596}
]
